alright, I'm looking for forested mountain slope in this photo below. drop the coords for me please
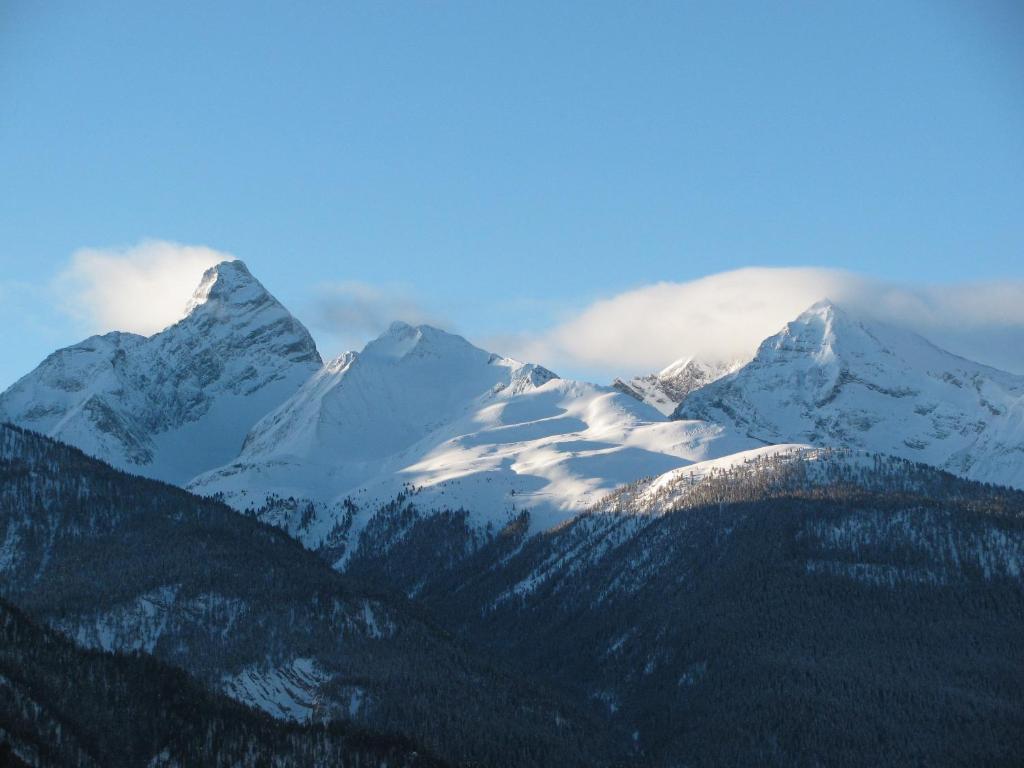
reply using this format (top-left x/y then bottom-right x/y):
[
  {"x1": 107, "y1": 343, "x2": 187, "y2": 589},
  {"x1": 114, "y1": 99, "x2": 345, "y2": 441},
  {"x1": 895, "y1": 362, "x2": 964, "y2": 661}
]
[
  {"x1": 0, "y1": 424, "x2": 617, "y2": 768},
  {"x1": 351, "y1": 448, "x2": 1024, "y2": 766},
  {"x1": 0, "y1": 598, "x2": 445, "y2": 768}
]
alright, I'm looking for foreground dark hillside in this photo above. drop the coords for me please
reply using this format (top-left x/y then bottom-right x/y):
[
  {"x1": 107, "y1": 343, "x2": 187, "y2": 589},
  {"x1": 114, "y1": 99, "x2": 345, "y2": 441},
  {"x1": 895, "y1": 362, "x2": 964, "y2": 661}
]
[
  {"x1": 0, "y1": 599, "x2": 444, "y2": 768},
  {"x1": 0, "y1": 423, "x2": 616, "y2": 768},
  {"x1": 4, "y1": 419, "x2": 1022, "y2": 766},
  {"x1": 352, "y1": 451, "x2": 1024, "y2": 766}
]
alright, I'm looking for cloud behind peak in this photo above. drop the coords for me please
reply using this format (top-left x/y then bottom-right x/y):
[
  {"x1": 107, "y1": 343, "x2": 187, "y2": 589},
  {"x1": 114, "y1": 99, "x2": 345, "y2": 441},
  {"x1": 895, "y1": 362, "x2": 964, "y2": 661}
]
[
  {"x1": 496, "y1": 267, "x2": 1024, "y2": 377},
  {"x1": 54, "y1": 240, "x2": 235, "y2": 336}
]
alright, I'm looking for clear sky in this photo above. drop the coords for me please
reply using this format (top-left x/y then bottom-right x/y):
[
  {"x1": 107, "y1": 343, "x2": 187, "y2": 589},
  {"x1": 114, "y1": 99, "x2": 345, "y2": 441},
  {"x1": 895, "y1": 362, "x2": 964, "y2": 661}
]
[{"x1": 2, "y1": 1, "x2": 1023, "y2": 388}]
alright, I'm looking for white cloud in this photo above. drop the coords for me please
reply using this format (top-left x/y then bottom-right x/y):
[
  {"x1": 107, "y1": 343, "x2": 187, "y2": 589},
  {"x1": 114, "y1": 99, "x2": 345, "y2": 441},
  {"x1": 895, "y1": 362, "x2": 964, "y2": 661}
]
[
  {"x1": 309, "y1": 281, "x2": 446, "y2": 358},
  {"x1": 498, "y1": 267, "x2": 1024, "y2": 377},
  {"x1": 54, "y1": 240, "x2": 234, "y2": 335}
]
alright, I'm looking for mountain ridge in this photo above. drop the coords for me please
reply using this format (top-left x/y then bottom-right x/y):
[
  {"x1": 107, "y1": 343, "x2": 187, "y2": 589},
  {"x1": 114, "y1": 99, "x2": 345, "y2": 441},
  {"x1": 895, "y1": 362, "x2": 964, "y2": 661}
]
[{"x1": 3, "y1": 266, "x2": 1023, "y2": 533}]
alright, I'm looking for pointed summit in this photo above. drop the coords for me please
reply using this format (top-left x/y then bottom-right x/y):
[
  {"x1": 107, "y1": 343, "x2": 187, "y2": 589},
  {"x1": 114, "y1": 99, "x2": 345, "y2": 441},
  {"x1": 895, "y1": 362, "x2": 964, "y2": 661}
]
[
  {"x1": 184, "y1": 260, "x2": 270, "y2": 316},
  {"x1": 752, "y1": 298, "x2": 865, "y2": 367},
  {"x1": 803, "y1": 297, "x2": 839, "y2": 314},
  {"x1": 363, "y1": 322, "x2": 492, "y2": 365},
  {"x1": 791, "y1": 298, "x2": 851, "y2": 331},
  {"x1": 362, "y1": 321, "x2": 425, "y2": 359},
  {"x1": 175, "y1": 259, "x2": 320, "y2": 366},
  {"x1": 787, "y1": 298, "x2": 846, "y2": 330}
]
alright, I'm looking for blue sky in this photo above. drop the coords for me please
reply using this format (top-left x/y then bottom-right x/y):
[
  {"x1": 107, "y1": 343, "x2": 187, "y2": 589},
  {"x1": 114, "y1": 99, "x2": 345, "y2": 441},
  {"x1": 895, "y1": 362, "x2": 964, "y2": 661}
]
[{"x1": 2, "y1": 1, "x2": 1023, "y2": 387}]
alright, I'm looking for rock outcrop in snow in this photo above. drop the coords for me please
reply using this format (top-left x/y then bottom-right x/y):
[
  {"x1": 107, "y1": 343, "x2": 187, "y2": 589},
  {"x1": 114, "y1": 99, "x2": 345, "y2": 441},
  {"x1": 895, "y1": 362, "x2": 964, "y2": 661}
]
[{"x1": 613, "y1": 357, "x2": 744, "y2": 416}]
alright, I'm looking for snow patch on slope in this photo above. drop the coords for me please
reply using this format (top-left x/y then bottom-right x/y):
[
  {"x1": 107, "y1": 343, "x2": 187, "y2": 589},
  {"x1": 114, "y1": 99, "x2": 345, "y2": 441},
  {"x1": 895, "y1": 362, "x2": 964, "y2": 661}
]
[
  {"x1": 221, "y1": 658, "x2": 328, "y2": 722},
  {"x1": 61, "y1": 585, "x2": 181, "y2": 653}
]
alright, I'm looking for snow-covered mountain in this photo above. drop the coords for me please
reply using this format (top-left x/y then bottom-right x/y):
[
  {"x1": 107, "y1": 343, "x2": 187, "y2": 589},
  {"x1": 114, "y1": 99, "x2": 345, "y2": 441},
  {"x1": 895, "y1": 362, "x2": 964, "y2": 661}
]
[
  {"x1": 0, "y1": 260, "x2": 322, "y2": 483},
  {"x1": 190, "y1": 322, "x2": 759, "y2": 547},
  {"x1": 5, "y1": 258, "x2": 1023, "y2": 543},
  {"x1": 674, "y1": 300, "x2": 1024, "y2": 489},
  {"x1": 613, "y1": 357, "x2": 744, "y2": 416}
]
